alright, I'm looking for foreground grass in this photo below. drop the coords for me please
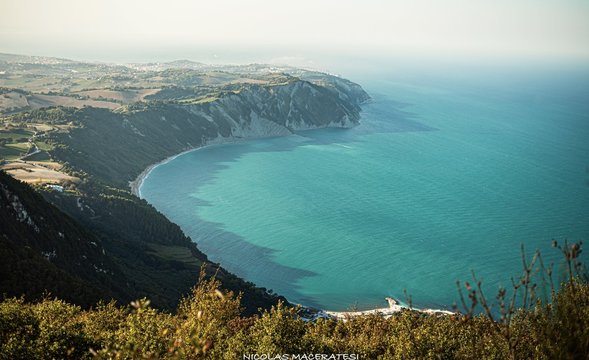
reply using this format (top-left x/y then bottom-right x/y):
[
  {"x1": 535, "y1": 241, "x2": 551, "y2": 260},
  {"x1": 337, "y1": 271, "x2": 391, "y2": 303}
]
[{"x1": 1, "y1": 245, "x2": 588, "y2": 360}]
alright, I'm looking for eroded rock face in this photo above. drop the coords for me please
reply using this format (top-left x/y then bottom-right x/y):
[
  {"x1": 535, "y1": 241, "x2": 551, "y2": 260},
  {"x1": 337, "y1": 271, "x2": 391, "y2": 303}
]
[
  {"x1": 47, "y1": 76, "x2": 369, "y2": 187},
  {"x1": 186, "y1": 78, "x2": 368, "y2": 140}
]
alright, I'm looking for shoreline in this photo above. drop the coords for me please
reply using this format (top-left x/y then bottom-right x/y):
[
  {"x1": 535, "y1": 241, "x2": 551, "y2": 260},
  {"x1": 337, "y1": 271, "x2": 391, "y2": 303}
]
[
  {"x1": 129, "y1": 147, "x2": 202, "y2": 198},
  {"x1": 129, "y1": 134, "x2": 270, "y2": 197},
  {"x1": 128, "y1": 120, "x2": 457, "y2": 321},
  {"x1": 128, "y1": 122, "x2": 359, "y2": 197},
  {"x1": 323, "y1": 305, "x2": 455, "y2": 320},
  {"x1": 302, "y1": 297, "x2": 455, "y2": 321}
]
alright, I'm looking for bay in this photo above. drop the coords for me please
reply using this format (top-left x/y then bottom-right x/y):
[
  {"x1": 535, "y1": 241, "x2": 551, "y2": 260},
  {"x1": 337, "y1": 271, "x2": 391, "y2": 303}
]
[{"x1": 141, "y1": 68, "x2": 589, "y2": 311}]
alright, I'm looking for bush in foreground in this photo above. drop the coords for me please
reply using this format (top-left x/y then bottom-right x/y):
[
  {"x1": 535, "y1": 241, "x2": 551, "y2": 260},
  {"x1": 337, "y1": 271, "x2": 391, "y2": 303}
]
[{"x1": 1, "y1": 242, "x2": 587, "y2": 359}]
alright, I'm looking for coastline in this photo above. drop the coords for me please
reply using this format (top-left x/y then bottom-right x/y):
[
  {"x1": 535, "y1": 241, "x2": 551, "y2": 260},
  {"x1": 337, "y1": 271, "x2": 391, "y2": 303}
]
[
  {"x1": 323, "y1": 305, "x2": 455, "y2": 321},
  {"x1": 303, "y1": 298, "x2": 455, "y2": 321},
  {"x1": 128, "y1": 128, "x2": 458, "y2": 321},
  {"x1": 128, "y1": 120, "x2": 361, "y2": 197},
  {"x1": 129, "y1": 134, "x2": 265, "y2": 197},
  {"x1": 129, "y1": 147, "x2": 201, "y2": 198},
  {"x1": 127, "y1": 116, "x2": 461, "y2": 321}
]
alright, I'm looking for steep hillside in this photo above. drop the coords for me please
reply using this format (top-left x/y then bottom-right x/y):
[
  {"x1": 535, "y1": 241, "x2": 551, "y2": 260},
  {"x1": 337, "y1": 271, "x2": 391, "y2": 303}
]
[{"x1": 0, "y1": 171, "x2": 129, "y2": 307}]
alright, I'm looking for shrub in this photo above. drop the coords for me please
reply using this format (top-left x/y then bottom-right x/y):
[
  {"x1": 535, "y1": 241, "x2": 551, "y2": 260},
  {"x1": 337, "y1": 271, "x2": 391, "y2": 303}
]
[
  {"x1": 0, "y1": 298, "x2": 40, "y2": 359},
  {"x1": 0, "y1": 242, "x2": 586, "y2": 359}
]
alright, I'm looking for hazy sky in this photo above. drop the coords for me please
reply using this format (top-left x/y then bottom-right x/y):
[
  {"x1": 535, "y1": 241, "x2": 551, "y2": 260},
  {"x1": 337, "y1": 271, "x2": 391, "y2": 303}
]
[{"x1": 1, "y1": 0, "x2": 588, "y2": 65}]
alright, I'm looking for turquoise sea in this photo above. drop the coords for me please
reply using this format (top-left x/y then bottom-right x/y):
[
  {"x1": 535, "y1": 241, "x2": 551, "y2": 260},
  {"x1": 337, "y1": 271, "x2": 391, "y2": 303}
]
[{"x1": 141, "y1": 67, "x2": 589, "y2": 311}]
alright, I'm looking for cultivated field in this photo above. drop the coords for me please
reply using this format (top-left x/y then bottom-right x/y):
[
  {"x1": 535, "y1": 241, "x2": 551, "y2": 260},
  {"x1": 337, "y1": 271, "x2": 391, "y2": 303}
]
[{"x1": 0, "y1": 160, "x2": 79, "y2": 185}]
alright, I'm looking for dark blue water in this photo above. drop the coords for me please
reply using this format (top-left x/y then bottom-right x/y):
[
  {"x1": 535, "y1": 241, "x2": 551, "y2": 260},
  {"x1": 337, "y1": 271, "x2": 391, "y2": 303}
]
[{"x1": 141, "y1": 68, "x2": 589, "y2": 311}]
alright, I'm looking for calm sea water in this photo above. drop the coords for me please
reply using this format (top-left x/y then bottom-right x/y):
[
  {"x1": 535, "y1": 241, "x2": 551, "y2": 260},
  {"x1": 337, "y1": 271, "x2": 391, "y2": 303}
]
[{"x1": 141, "y1": 68, "x2": 589, "y2": 311}]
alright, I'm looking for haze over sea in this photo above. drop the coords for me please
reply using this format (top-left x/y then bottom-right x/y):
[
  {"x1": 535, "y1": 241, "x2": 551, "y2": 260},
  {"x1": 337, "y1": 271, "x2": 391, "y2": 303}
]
[{"x1": 141, "y1": 64, "x2": 589, "y2": 311}]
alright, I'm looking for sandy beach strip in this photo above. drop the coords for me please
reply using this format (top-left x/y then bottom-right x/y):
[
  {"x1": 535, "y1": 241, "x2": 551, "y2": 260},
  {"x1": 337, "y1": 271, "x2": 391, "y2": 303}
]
[
  {"x1": 325, "y1": 306, "x2": 455, "y2": 320},
  {"x1": 128, "y1": 132, "x2": 302, "y2": 197},
  {"x1": 129, "y1": 147, "x2": 202, "y2": 197},
  {"x1": 302, "y1": 298, "x2": 455, "y2": 321}
]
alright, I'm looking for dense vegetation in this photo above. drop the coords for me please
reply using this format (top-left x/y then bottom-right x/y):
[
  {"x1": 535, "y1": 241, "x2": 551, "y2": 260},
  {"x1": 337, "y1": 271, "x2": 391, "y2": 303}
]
[
  {"x1": 0, "y1": 171, "x2": 126, "y2": 307},
  {"x1": 1, "y1": 247, "x2": 587, "y2": 360},
  {"x1": 0, "y1": 170, "x2": 287, "y2": 313}
]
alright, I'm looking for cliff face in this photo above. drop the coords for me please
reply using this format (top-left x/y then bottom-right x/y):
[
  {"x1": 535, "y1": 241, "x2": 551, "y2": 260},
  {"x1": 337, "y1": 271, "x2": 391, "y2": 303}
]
[
  {"x1": 187, "y1": 80, "x2": 365, "y2": 141},
  {"x1": 208, "y1": 80, "x2": 366, "y2": 134},
  {"x1": 49, "y1": 78, "x2": 369, "y2": 187}
]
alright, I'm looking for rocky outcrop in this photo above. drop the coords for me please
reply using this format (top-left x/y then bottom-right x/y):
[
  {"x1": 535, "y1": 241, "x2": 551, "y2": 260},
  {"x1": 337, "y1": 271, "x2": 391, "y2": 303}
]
[
  {"x1": 185, "y1": 78, "x2": 369, "y2": 141},
  {"x1": 48, "y1": 76, "x2": 369, "y2": 188}
]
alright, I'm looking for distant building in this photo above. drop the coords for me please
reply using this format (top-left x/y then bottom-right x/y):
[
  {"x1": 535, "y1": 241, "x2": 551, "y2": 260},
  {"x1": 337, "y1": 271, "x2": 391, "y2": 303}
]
[{"x1": 46, "y1": 184, "x2": 64, "y2": 192}]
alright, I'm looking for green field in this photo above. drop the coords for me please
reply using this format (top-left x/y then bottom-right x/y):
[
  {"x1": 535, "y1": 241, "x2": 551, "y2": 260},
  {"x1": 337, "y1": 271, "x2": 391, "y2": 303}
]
[
  {"x1": 0, "y1": 128, "x2": 33, "y2": 140},
  {"x1": 5, "y1": 142, "x2": 31, "y2": 151},
  {"x1": 0, "y1": 146, "x2": 23, "y2": 160},
  {"x1": 178, "y1": 96, "x2": 219, "y2": 105},
  {"x1": 24, "y1": 150, "x2": 51, "y2": 161},
  {"x1": 146, "y1": 243, "x2": 202, "y2": 267},
  {"x1": 34, "y1": 140, "x2": 53, "y2": 151}
]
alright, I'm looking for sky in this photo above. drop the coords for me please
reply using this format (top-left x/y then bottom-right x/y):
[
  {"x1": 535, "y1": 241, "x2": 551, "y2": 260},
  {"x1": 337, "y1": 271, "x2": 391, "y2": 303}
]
[{"x1": 1, "y1": 0, "x2": 588, "y2": 68}]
